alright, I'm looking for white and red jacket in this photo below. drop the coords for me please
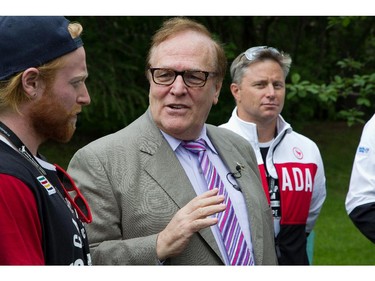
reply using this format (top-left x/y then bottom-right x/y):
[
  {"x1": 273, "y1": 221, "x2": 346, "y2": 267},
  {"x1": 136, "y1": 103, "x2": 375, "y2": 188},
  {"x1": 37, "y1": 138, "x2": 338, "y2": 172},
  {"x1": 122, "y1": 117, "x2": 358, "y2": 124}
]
[{"x1": 220, "y1": 107, "x2": 326, "y2": 264}]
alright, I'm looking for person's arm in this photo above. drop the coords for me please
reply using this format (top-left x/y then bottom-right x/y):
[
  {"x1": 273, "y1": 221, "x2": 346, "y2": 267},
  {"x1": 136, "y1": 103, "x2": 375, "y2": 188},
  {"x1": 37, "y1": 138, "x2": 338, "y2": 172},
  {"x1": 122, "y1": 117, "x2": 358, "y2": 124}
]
[
  {"x1": 306, "y1": 146, "x2": 326, "y2": 233},
  {"x1": 346, "y1": 116, "x2": 375, "y2": 243},
  {"x1": 68, "y1": 147, "x2": 161, "y2": 264},
  {"x1": 348, "y1": 203, "x2": 375, "y2": 243},
  {"x1": 0, "y1": 174, "x2": 44, "y2": 265}
]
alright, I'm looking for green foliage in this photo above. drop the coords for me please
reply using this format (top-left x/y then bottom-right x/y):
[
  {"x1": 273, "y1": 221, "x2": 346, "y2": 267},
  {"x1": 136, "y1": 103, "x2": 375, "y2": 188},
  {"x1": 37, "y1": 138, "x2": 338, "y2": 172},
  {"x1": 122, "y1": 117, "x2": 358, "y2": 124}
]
[
  {"x1": 66, "y1": 16, "x2": 375, "y2": 135},
  {"x1": 284, "y1": 58, "x2": 375, "y2": 126},
  {"x1": 69, "y1": 16, "x2": 167, "y2": 136}
]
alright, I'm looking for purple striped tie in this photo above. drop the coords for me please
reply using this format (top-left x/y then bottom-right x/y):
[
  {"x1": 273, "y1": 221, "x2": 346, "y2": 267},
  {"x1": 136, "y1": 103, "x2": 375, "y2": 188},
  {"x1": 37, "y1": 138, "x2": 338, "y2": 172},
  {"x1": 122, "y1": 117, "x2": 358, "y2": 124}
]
[{"x1": 182, "y1": 139, "x2": 254, "y2": 265}]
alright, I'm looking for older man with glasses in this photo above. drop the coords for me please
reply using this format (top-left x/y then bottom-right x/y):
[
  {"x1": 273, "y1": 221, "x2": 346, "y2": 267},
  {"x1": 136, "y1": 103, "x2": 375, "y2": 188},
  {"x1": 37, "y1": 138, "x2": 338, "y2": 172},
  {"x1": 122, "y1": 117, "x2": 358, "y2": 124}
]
[
  {"x1": 220, "y1": 46, "x2": 326, "y2": 265},
  {"x1": 67, "y1": 18, "x2": 277, "y2": 265}
]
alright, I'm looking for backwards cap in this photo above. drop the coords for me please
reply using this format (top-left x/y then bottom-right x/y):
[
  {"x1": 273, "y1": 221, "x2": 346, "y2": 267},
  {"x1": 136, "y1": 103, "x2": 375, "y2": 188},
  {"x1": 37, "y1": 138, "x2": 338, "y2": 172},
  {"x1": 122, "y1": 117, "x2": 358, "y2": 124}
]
[{"x1": 0, "y1": 16, "x2": 83, "y2": 81}]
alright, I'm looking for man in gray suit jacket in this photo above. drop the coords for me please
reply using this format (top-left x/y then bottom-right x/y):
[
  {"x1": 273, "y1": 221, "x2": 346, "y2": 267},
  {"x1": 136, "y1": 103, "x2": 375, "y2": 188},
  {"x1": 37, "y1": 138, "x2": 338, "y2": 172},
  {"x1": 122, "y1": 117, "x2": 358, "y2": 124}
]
[{"x1": 67, "y1": 17, "x2": 277, "y2": 265}]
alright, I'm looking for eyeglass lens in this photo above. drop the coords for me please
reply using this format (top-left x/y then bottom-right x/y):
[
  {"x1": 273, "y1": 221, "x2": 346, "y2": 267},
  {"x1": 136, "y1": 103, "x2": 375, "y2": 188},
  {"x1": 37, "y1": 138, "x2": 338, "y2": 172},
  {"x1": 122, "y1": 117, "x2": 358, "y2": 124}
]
[{"x1": 151, "y1": 68, "x2": 209, "y2": 87}]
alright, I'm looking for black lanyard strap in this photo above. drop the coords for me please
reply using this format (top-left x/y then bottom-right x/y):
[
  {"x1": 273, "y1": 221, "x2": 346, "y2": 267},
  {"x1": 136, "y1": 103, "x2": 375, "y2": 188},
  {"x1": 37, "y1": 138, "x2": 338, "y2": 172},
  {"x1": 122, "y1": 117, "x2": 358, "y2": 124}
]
[{"x1": 0, "y1": 121, "x2": 46, "y2": 176}]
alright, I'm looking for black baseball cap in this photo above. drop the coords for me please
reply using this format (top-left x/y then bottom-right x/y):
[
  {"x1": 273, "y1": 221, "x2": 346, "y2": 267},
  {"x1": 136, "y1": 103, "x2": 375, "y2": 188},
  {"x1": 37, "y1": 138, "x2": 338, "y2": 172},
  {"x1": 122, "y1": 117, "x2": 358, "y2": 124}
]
[{"x1": 0, "y1": 16, "x2": 83, "y2": 81}]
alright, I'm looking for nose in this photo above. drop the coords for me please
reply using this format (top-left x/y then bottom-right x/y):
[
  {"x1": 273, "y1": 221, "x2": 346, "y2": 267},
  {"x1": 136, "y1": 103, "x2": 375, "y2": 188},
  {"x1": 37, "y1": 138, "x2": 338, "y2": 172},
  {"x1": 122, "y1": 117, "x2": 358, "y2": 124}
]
[
  {"x1": 78, "y1": 84, "x2": 91, "y2": 105},
  {"x1": 266, "y1": 84, "x2": 276, "y2": 99},
  {"x1": 170, "y1": 74, "x2": 187, "y2": 95}
]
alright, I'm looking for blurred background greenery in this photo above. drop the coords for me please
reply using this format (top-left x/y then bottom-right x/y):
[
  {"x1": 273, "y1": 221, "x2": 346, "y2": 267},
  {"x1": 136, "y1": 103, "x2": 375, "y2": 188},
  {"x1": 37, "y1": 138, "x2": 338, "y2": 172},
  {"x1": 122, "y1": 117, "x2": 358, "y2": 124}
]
[{"x1": 66, "y1": 16, "x2": 375, "y2": 136}]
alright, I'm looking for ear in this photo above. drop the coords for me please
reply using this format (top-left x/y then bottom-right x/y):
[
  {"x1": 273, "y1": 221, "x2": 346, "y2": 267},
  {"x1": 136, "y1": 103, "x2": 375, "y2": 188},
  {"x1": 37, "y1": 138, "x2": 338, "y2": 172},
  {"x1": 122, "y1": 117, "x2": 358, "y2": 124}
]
[
  {"x1": 230, "y1": 83, "x2": 241, "y2": 103},
  {"x1": 212, "y1": 81, "x2": 222, "y2": 105},
  {"x1": 21, "y1": 68, "x2": 41, "y2": 99}
]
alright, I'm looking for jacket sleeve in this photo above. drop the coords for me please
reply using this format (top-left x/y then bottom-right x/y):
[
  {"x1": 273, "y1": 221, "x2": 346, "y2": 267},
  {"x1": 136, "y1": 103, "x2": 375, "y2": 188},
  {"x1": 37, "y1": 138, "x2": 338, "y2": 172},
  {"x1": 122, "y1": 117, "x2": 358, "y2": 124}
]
[
  {"x1": 345, "y1": 114, "x2": 375, "y2": 243},
  {"x1": 0, "y1": 174, "x2": 44, "y2": 264},
  {"x1": 348, "y1": 203, "x2": 375, "y2": 243},
  {"x1": 67, "y1": 146, "x2": 160, "y2": 265},
  {"x1": 306, "y1": 143, "x2": 326, "y2": 233}
]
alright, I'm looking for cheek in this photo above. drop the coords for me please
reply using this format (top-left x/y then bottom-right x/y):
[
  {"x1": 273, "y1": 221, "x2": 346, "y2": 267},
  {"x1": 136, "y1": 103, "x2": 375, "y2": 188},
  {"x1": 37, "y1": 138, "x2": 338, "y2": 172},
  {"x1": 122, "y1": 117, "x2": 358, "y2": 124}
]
[
  {"x1": 149, "y1": 89, "x2": 164, "y2": 110},
  {"x1": 237, "y1": 87, "x2": 254, "y2": 104},
  {"x1": 240, "y1": 91, "x2": 256, "y2": 106},
  {"x1": 278, "y1": 90, "x2": 286, "y2": 100},
  {"x1": 149, "y1": 87, "x2": 167, "y2": 120},
  {"x1": 54, "y1": 93, "x2": 74, "y2": 111},
  {"x1": 279, "y1": 95, "x2": 285, "y2": 109}
]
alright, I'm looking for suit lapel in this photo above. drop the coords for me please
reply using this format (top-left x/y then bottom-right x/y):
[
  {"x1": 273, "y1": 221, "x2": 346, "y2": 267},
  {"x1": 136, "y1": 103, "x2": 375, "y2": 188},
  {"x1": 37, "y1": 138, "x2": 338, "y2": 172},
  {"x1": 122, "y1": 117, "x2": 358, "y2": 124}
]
[
  {"x1": 144, "y1": 139, "x2": 197, "y2": 208},
  {"x1": 140, "y1": 113, "x2": 224, "y2": 262}
]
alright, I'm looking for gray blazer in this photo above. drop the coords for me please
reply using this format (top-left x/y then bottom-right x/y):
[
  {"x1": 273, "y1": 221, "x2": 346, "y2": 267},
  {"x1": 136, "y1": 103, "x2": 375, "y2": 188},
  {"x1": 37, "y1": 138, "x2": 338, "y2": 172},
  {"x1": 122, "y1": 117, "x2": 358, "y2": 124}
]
[{"x1": 68, "y1": 109, "x2": 277, "y2": 265}]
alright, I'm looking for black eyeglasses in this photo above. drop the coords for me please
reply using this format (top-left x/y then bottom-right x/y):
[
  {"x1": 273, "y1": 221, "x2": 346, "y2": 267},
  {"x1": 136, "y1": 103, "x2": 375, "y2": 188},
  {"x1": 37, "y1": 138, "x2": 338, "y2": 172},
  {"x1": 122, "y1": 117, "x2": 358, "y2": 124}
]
[
  {"x1": 55, "y1": 164, "x2": 92, "y2": 223},
  {"x1": 244, "y1": 46, "x2": 281, "y2": 61},
  {"x1": 149, "y1": 68, "x2": 216, "y2": 88}
]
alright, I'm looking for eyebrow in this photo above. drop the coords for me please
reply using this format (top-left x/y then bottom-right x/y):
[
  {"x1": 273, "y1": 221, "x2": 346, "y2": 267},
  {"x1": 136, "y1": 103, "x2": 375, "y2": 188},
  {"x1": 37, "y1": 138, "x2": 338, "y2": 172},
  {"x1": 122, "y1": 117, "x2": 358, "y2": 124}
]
[{"x1": 73, "y1": 73, "x2": 89, "y2": 80}]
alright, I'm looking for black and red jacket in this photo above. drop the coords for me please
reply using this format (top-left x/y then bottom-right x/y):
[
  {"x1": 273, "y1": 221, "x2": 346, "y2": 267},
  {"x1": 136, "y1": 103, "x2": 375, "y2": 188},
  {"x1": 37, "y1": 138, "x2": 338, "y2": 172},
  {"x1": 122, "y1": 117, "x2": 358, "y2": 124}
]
[{"x1": 0, "y1": 140, "x2": 91, "y2": 265}]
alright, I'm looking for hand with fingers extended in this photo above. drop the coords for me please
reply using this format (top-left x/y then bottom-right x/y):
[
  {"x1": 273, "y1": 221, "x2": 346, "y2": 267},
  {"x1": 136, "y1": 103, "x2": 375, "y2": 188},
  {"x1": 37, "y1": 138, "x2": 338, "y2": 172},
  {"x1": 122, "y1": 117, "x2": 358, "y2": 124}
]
[{"x1": 156, "y1": 188, "x2": 226, "y2": 261}]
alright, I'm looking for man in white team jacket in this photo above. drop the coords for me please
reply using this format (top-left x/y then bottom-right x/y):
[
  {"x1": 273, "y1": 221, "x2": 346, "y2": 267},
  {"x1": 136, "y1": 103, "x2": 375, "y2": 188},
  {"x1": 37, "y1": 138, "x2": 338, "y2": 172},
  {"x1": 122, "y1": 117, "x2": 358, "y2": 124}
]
[{"x1": 220, "y1": 46, "x2": 326, "y2": 265}]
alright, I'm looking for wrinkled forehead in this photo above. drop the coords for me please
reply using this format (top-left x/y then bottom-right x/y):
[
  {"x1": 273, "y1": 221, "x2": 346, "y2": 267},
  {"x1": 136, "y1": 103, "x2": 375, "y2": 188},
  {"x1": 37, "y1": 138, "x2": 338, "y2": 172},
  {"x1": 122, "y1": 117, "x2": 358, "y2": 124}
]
[
  {"x1": 149, "y1": 30, "x2": 216, "y2": 69},
  {"x1": 244, "y1": 59, "x2": 286, "y2": 80}
]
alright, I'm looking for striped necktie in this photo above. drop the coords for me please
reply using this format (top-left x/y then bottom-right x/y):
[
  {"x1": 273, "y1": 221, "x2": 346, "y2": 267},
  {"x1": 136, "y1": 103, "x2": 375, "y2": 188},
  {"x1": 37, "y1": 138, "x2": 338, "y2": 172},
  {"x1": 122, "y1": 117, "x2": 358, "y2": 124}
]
[{"x1": 182, "y1": 139, "x2": 254, "y2": 265}]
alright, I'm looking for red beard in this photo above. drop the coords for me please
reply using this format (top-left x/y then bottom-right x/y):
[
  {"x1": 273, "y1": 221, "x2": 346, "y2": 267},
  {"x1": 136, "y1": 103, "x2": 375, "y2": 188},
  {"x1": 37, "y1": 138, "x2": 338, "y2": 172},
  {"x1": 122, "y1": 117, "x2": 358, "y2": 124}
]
[{"x1": 29, "y1": 93, "x2": 79, "y2": 143}]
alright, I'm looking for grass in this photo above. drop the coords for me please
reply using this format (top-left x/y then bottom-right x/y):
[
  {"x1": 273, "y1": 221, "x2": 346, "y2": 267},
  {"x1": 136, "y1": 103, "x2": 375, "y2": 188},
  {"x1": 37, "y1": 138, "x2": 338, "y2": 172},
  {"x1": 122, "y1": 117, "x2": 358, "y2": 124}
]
[
  {"x1": 40, "y1": 121, "x2": 375, "y2": 265},
  {"x1": 297, "y1": 121, "x2": 375, "y2": 265}
]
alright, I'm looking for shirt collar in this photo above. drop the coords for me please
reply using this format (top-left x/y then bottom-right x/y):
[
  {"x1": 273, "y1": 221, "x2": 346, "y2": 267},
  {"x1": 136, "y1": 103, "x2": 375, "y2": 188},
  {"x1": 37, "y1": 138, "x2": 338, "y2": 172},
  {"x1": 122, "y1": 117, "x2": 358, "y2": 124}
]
[
  {"x1": 160, "y1": 125, "x2": 218, "y2": 155},
  {"x1": 0, "y1": 134, "x2": 55, "y2": 170}
]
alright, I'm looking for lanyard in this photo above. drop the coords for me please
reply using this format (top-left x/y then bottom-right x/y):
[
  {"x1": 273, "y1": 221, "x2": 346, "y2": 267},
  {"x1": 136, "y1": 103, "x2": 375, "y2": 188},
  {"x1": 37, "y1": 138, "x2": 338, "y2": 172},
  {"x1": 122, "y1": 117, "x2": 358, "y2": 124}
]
[
  {"x1": 0, "y1": 121, "x2": 47, "y2": 176},
  {"x1": 0, "y1": 121, "x2": 91, "y2": 224}
]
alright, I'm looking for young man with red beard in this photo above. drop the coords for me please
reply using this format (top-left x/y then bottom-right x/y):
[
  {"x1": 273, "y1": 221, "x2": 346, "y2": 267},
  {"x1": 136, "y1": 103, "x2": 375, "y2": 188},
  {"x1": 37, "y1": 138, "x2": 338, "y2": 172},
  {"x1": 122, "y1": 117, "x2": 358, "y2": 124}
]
[{"x1": 0, "y1": 16, "x2": 92, "y2": 265}]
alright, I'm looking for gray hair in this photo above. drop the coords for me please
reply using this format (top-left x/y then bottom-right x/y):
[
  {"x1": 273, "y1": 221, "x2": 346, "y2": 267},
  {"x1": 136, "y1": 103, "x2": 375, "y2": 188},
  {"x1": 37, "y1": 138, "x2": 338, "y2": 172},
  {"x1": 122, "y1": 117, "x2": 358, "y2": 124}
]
[{"x1": 230, "y1": 46, "x2": 292, "y2": 84}]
